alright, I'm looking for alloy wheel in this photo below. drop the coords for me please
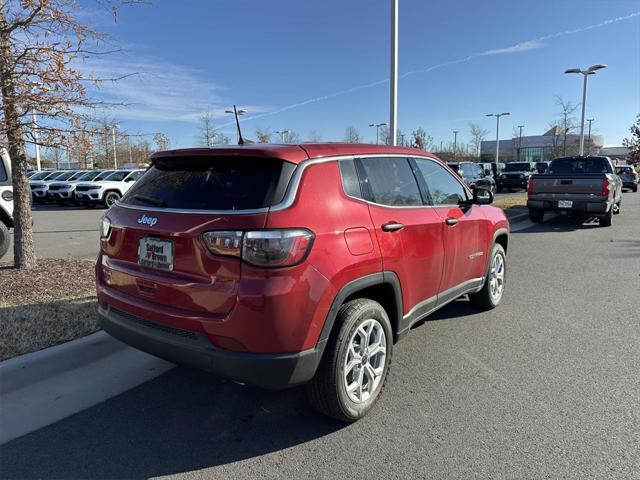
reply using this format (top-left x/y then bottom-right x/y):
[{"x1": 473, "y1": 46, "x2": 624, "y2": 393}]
[{"x1": 343, "y1": 318, "x2": 387, "y2": 403}]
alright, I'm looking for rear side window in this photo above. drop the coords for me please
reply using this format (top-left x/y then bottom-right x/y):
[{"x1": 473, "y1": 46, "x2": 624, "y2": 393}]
[
  {"x1": 357, "y1": 157, "x2": 423, "y2": 207},
  {"x1": 122, "y1": 156, "x2": 296, "y2": 211},
  {"x1": 413, "y1": 158, "x2": 468, "y2": 206},
  {"x1": 339, "y1": 159, "x2": 362, "y2": 199}
]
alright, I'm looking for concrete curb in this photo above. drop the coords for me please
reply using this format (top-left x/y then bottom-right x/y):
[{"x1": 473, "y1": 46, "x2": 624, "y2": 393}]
[{"x1": 0, "y1": 331, "x2": 174, "y2": 445}]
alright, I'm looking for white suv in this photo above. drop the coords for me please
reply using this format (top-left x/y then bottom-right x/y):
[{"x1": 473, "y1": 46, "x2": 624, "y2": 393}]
[
  {"x1": 75, "y1": 169, "x2": 145, "y2": 208},
  {"x1": 0, "y1": 147, "x2": 13, "y2": 258},
  {"x1": 47, "y1": 170, "x2": 108, "y2": 203}
]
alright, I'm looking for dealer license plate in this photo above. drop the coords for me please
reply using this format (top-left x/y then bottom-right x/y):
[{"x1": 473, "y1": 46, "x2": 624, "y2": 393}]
[
  {"x1": 558, "y1": 200, "x2": 573, "y2": 209},
  {"x1": 138, "y1": 237, "x2": 174, "y2": 270}
]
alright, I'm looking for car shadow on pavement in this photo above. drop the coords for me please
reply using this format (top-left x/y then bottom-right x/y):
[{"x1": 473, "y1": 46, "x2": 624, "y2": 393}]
[
  {"x1": 514, "y1": 214, "x2": 605, "y2": 233},
  {"x1": 32, "y1": 204, "x2": 95, "y2": 211},
  {"x1": 0, "y1": 366, "x2": 344, "y2": 479}
]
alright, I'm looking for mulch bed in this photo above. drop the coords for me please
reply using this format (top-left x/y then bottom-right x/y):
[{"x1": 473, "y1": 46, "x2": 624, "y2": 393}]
[
  {"x1": 0, "y1": 258, "x2": 100, "y2": 361},
  {"x1": 0, "y1": 258, "x2": 96, "y2": 308}
]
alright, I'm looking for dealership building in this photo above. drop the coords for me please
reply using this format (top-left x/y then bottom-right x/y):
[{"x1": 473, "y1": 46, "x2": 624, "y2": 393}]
[{"x1": 480, "y1": 126, "x2": 604, "y2": 163}]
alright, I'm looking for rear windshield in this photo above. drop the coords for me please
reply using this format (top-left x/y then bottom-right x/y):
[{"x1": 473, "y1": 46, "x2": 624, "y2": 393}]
[
  {"x1": 616, "y1": 166, "x2": 633, "y2": 174},
  {"x1": 504, "y1": 163, "x2": 532, "y2": 172},
  {"x1": 548, "y1": 157, "x2": 612, "y2": 175},
  {"x1": 121, "y1": 156, "x2": 296, "y2": 211}
]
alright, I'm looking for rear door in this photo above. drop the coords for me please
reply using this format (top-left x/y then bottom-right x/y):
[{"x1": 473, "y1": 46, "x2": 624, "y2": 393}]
[
  {"x1": 356, "y1": 156, "x2": 444, "y2": 316},
  {"x1": 102, "y1": 155, "x2": 296, "y2": 316},
  {"x1": 412, "y1": 158, "x2": 488, "y2": 297}
]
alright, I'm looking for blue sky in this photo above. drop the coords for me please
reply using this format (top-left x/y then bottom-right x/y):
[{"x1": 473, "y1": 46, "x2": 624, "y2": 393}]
[{"x1": 90, "y1": 0, "x2": 640, "y2": 148}]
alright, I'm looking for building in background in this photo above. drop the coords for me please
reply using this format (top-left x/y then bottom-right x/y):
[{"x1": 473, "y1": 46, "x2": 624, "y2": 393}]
[{"x1": 481, "y1": 127, "x2": 604, "y2": 163}]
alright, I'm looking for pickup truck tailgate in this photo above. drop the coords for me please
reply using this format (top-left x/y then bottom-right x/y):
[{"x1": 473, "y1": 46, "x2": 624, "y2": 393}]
[{"x1": 530, "y1": 175, "x2": 605, "y2": 196}]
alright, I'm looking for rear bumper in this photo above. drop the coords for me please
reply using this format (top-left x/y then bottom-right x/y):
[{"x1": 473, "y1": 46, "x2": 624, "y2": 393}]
[
  {"x1": 498, "y1": 178, "x2": 527, "y2": 188},
  {"x1": 622, "y1": 181, "x2": 638, "y2": 188},
  {"x1": 527, "y1": 199, "x2": 610, "y2": 215},
  {"x1": 98, "y1": 304, "x2": 323, "y2": 389}
]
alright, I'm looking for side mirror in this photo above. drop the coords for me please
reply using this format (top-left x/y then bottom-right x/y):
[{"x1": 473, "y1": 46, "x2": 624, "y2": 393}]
[{"x1": 473, "y1": 187, "x2": 493, "y2": 205}]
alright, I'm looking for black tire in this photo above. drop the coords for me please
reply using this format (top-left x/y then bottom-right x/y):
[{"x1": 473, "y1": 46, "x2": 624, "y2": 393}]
[
  {"x1": 469, "y1": 243, "x2": 507, "y2": 310},
  {"x1": 614, "y1": 198, "x2": 622, "y2": 215},
  {"x1": 103, "y1": 191, "x2": 120, "y2": 208},
  {"x1": 0, "y1": 221, "x2": 10, "y2": 259},
  {"x1": 600, "y1": 207, "x2": 613, "y2": 227},
  {"x1": 306, "y1": 298, "x2": 392, "y2": 422},
  {"x1": 633, "y1": 186, "x2": 638, "y2": 193},
  {"x1": 528, "y1": 208, "x2": 544, "y2": 223}
]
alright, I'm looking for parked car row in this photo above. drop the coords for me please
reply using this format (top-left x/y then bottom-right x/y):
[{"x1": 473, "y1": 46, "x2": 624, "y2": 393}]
[{"x1": 29, "y1": 168, "x2": 145, "y2": 208}]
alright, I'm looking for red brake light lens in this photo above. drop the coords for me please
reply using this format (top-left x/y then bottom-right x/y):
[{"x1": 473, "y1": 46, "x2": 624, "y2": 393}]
[
  {"x1": 243, "y1": 229, "x2": 314, "y2": 267},
  {"x1": 601, "y1": 179, "x2": 610, "y2": 197},
  {"x1": 202, "y1": 229, "x2": 315, "y2": 267},
  {"x1": 527, "y1": 178, "x2": 534, "y2": 195}
]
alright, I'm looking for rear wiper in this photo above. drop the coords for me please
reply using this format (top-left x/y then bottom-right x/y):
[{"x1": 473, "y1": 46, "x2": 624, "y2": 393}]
[{"x1": 132, "y1": 194, "x2": 167, "y2": 207}]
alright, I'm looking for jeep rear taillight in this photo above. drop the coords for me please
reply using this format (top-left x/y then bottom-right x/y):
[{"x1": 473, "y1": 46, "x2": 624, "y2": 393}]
[
  {"x1": 601, "y1": 179, "x2": 611, "y2": 197},
  {"x1": 202, "y1": 229, "x2": 314, "y2": 268}
]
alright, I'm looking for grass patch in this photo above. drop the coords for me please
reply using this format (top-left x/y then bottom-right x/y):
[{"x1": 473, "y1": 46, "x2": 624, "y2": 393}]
[
  {"x1": 0, "y1": 259, "x2": 99, "y2": 361},
  {"x1": 493, "y1": 196, "x2": 528, "y2": 209}
]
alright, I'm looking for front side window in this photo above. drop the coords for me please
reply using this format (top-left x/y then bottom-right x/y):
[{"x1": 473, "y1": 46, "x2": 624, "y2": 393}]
[
  {"x1": 357, "y1": 157, "x2": 423, "y2": 207},
  {"x1": 413, "y1": 158, "x2": 468, "y2": 206}
]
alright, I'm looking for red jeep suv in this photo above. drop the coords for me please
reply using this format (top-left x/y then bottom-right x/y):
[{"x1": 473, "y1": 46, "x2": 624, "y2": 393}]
[{"x1": 96, "y1": 143, "x2": 509, "y2": 421}]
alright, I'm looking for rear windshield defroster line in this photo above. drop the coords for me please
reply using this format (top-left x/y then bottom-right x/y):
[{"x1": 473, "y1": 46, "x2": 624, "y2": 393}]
[{"x1": 121, "y1": 156, "x2": 296, "y2": 211}]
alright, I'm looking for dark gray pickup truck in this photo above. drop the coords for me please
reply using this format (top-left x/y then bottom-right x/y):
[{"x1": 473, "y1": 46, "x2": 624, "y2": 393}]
[{"x1": 527, "y1": 156, "x2": 622, "y2": 227}]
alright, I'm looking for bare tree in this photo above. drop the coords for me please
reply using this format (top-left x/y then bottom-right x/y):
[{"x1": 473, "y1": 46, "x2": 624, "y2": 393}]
[
  {"x1": 307, "y1": 129, "x2": 321, "y2": 142},
  {"x1": 216, "y1": 132, "x2": 230, "y2": 145},
  {"x1": 344, "y1": 126, "x2": 361, "y2": 143},
  {"x1": 411, "y1": 127, "x2": 434, "y2": 151},
  {"x1": 555, "y1": 96, "x2": 578, "y2": 155},
  {"x1": 199, "y1": 111, "x2": 217, "y2": 147},
  {"x1": 153, "y1": 133, "x2": 171, "y2": 152},
  {"x1": 255, "y1": 127, "x2": 272, "y2": 143},
  {"x1": 284, "y1": 130, "x2": 300, "y2": 144},
  {"x1": 468, "y1": 122, "x2": 489, "y2": 159},
  {"x1": 0, "y1": 0, "x2": 141, "y2": 268},
  {"x1": 622, "y1": 114, "x2": 640, "y2": 163}
]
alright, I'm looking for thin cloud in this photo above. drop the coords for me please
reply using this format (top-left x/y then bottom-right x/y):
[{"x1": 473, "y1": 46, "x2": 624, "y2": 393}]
[
  {"x1": 477, "y1": 40, "x2": 544, "y2": 56},
  {"x1": 222, "y1": 11, "x2": 640, "y2": 127}
]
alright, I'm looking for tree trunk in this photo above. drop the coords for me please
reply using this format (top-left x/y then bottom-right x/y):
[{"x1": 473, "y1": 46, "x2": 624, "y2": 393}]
[{"x1": 0, "y1": 27, "x2": 37, "y2": 269}]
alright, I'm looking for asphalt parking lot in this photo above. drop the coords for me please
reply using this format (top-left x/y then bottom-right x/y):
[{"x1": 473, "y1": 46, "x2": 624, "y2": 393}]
[
  {"x1": 1, "y1": 205, "x2": 103, "y2": 263},
  {"x1": 1, "y1": 192, "x2": 639, "y2": 479}
]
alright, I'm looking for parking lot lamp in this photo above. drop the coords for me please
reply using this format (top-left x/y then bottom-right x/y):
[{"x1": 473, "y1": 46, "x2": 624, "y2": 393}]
[
  {"x1": 369, "y1": 122, "x2": 387, "y2": 144},
  {"x1": 486, "y1": 112, "x2": 510, "y2": 166},
  {"x1": 111, "y1": 124, "x2": 119, "y2": 169},
  {"x1": 453, "y1": 130, "x2": 459, "y2": 160},
  {"x1": 564, "y1": 64, "x2": 607, "y2": 156},
  {"x1": 275, "y1": 130, "x2": 290, "y2": 143},
  {"x1": 587, "y1": 118, "x2": 595, "y2": 152}
]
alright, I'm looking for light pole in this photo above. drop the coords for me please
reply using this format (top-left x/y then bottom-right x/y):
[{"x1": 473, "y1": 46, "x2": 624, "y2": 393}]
[
  {"x1": 28, "y1": 82, "x2": 42, "y2": 170},
  {"x1": 517, "y1": 125, "x2": 524, "y2": 160},
  {"x1": 486, "y1": 112, "x2": 511, "y2": 166},
  {"x1": 564, "y1": 64, "x2": 607, "y2": 156},
  {"x1": 389, "y1": 0, "x2": 398, "y2": 146},
  {"x1": 369, "y1": 122, "x2": 387, "y2": 144},
  {"x1": 275, "y1": 130, "x2": 290, "y2": 143},
  {"x1": 224, "y1": 107, "x2": 247, "y2": 143},
  {"x1": 587, "y1": 118, "x2": 595, "y2": 153},
  {"x1": 453, "y1": 130, "x2": 459, "y2": 161},
  {"x1": 111, "y1": 124, "x2": 119, "y2": 169}
]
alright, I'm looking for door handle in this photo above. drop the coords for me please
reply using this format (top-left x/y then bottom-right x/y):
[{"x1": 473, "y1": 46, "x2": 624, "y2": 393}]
[
  {"x1": 381, "y1": 222, "x2": 404, "y2": 232},
  {"x1": 445, "y1": 218, "x2": 459, "y2": 226}
]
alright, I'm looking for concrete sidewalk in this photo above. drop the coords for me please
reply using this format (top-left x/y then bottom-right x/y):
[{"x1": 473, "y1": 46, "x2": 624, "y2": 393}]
[{"x1": 0, "y1": 331, "x2": 173, "y2": 445}]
